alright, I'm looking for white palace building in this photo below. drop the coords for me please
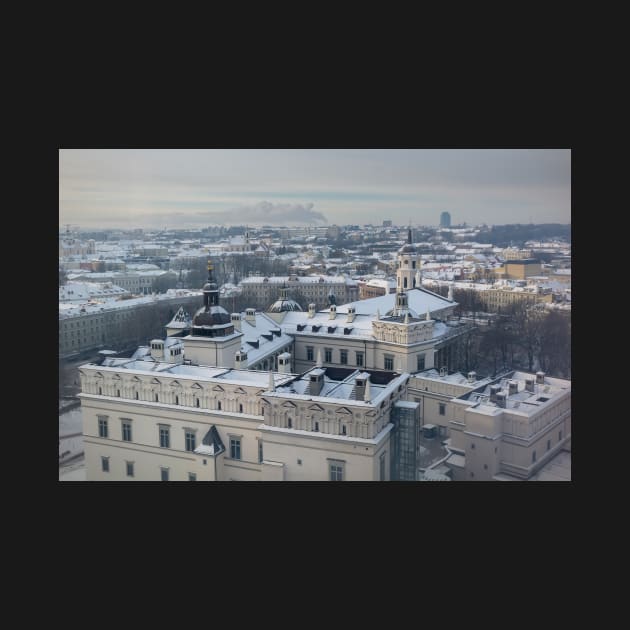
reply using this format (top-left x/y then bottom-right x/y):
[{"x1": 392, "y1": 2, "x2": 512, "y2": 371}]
[{"x1": 77, "y1": 234, "x2": 571, "y2": 481}]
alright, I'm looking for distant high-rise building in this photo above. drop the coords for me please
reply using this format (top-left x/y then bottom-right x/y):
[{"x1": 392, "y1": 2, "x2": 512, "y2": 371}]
[
  {"x1": 382, "y1": 220, "x2": 392, "y2": 227},
  {"x1": 440, "y1": 212, "x2": 451, "y2": 228}
]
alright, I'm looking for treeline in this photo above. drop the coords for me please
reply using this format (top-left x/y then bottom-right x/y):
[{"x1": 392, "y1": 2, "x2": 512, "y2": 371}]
[{"x1": 478, "y1": 224, "x2": 571, "y2": 248}]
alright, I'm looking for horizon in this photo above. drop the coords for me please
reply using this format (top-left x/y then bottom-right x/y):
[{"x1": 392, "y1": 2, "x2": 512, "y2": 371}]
[{"x1": 60, "y1": 149, "x2": 571, "y2": 229}]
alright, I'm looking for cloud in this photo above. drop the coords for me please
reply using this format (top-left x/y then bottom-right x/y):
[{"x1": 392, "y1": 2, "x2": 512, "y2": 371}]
[{"x1": 197, "y1": 201, "x2": 328, "y2": 226}]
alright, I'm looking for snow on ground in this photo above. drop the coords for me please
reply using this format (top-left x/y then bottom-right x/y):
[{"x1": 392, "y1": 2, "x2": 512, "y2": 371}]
[
  {"x1": 60, "y1": 408, "x2": 83, "y2": 436},
  {"x1": 59, "y1": 456, "x2": 86, "y2": 481}
]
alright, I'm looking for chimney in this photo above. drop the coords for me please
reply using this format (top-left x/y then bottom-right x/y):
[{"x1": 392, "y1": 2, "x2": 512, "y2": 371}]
[
  {"x1": 525, "y1": 377, "x2": 535, "y2": 393},
  {"x1": 364, "y1": 376, "x2": 371, "y2": 402},
  {"x1": 308, "y1": 303, "x2": 316, "y2": 318},
  {"x1": 310, "y1": 369, "x2": 324, "y2": 396},
  {"x1": 268, "y1": 371, "x2": 275, "y2": 392},
  {"x1": 355, "y1": 375, "x2": 367, "y2": 401},
  {"x1": 508, "y1": 380, "x2": 518, "y2": 395},
  {"x1": 231, "y1": 313, "x2": 242, "y2": 331},
  {"x1": 440, "y1": 366, "x2": 447, "y2": 377},
  {"x1": 536, "y1": 371, "x2": 545, "y2": 384},
  {"x1": 245, "y1": 308, "x2": 256, "y2": 324},
  {"x1": 235, "y1": 350, "x2": 248, "y2": 370},
  {"x1": 467, "y1": 371, "x2": 476, "y2": 383},
  {"x1": 490, "y1": 385, "x2": 501, "y2": 402},
  {"x1": 346, "y1": 306, "x2": 356, "y2": 323},
  {"x1": 150, "y1": 339, "x2": 164, "y2": 361},
  {"x1": 278, "y1": 352, "x2": 291, "y2": 374},
  {"x1": 496, "y1": 392, "x2": 507, "y2": 408},
  {"x1": 316, "y1": 348, "x2": 323, "y2": 368},
  {"x1": 329, "y1": 304, "x2": 337, "y2": 320},
  {"x1": 448, "y1": 283, "x2": 454, "y2": 301}
]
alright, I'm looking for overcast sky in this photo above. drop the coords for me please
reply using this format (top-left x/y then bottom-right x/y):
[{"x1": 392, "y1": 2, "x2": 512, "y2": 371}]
[{"x1": 59, "y1": 149, "x2": 570, "y2": 229}]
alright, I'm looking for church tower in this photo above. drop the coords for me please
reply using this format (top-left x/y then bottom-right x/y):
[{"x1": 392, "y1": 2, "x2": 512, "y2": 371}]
[{"x1": 396, "y1": 228, "x2": 420, "y2": 291}]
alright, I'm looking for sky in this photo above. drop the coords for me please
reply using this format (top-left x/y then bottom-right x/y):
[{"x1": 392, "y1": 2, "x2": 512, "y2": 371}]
[{"x1": 59, "y1": 149, "x2": 571, "y2": 229}]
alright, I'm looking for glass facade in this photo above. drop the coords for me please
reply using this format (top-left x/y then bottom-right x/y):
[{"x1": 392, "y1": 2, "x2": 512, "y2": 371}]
[{"x1": 390, "y1": 401, "x2": 419, "y2": 481}]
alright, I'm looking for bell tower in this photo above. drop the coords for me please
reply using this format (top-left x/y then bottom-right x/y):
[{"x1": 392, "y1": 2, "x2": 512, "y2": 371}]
[{"x1": 396, "y1": 228, "x2": 420, "y2": 291}]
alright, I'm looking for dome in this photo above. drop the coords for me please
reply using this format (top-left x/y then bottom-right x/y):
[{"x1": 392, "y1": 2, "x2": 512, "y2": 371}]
[
  {"x1": 399, "y1": 243, "x2": 417, "y2": 254},
  {"x1": 192, "y1": 304, "x2": 231, "y2": 327},
  {"x1": 268, "y1": 299, "x2": 303, "y2": 313},
  {"x1": 203, "y1": 282, "x2": 218, "y2": 292}
]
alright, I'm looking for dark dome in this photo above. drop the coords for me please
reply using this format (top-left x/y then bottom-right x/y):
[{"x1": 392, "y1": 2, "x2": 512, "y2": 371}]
[
  {"x1": 399, "y1": 244, "x2": 417, "y2": 254},
  {"x1": 203, "y1": 282, "x2": 218, "y2": 292},
  {"x1": 192, "y1": 304, "x2": 230, "y2": 327}
]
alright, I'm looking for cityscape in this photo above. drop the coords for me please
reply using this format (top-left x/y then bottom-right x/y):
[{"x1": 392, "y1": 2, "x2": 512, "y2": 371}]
[{"x1": 59, "y1": 149, "x2": 571, "y2": 482}]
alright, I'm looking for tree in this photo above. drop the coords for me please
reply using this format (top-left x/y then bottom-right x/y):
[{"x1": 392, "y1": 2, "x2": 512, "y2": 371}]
[{"x1": 152, "y1": 273, "x2": 178, "y2": 294}]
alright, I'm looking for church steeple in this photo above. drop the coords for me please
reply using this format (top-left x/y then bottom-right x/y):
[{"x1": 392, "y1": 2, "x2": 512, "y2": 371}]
[
  {"x1": 203, "y1": 259, "x2": 220, "y2": 308},
  {"x1": 396, "y1": 228, "x2": 419, "y2": 291}
]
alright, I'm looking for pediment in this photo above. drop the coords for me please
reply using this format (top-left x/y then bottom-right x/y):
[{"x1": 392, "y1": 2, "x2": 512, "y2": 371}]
[
  {"x1": 151, "y1": 378, "x2": 161, "y2": 385},
  {"x1": 95, "y1": 372, "x2": 103, "y2": 379},
  {"x1": 132, "y1": 376, "x2": 141, "y2": 382},
  {"x1": 212, "y1": 385, "x2": 225, "y2": 392},
  {"x1": 170, "y1": 380, "x2": 182, "y2": 388},
  {"x1": 191, "y1": 382, "x2": 203, "y2": 389},
  {"x1": 335, "y1": 407, "x2": 353, "y2": 415},
  {"x1": 308, "y1": 403, "x2": 324, "y2": 411},
  {"x1": 112, "y1": 373, "x2": 121, "y2": 380},
  {"x1": 233, "y1": 387, "x2": 247, "y2": 395},
  {"x1": 282, "y1": 401, "x2": 297, "y2": 408}
]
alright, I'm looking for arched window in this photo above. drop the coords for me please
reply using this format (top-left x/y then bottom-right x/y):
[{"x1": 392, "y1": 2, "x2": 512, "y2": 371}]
[
  {"x1": 196, "y1": 398, "x2": 200, "y2": 408},
  {"x1": 135, "y1": 391, "x2": 139, "y2": 400},
  {"x1": 288, "y1": 417, "x2": 292, "y2": 428},
  {"x1": 155, "y1": 393, "x2": 159, "y2": 402},
  {"x1": 175, "y1": 395, "x2": 179, "y2": 405}
]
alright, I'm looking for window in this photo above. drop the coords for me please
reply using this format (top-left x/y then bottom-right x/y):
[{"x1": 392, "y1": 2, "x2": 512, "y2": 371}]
[
  {"x1": 329, "y1": 461, "x2": 344, "y2": 481},
  {"x1": 175, "y1": 395, "x2": 179, "y2": 405},
  {"x1": 484, "y1": 464, "x2": 488, "y2": 470},
  {"x1": 356, "y1": 352, "x2": 364, "y2": 367},
  {"x1": 126, "y1": 461, "x2": 134, "y2": 477},
  {"x1": 98, "y1": 416, "x2": 108, "y2": 438},
  {"x1": 217, "y1": 401, "x2": 221, "y2": 410},
  {"x1": 135, "y1": 391, "x2": 139, "y2": 400},
  {"x1": 412, "y1": 260, "x2": 416, "y2": 269},
  {"x1": 559, "y1": 430, "x2": 562, "y2": 441},
  {"x1": 239, "y1": 404, "x2": 243, "y2": 413},
  {"x1": 160, "y1": 468, "x2": 169, "y2": 481},
  {"x1": 98, "y1": 387, "x2": 102, "y2": 395},
  {"x1": 470, "y1": 472, "x2": 474, "y2": 478},
  {"x1": 159, "y1": 426, "x2": 170, "y2": 448},
  {"x1": 471, "y1": 443, "x2": 475, "y2": 449},
  {"x1": 314, "y1": 421, "x2": 319, "y2": 432},
  {"x1": 188, "y1": 473, "x2": 197, "y2": 481},
  {"x1": 122, "y1": 421, "x2": 132, "y2": 442},
  {"x1": 532, "y1": 451, "x2": 537, "y2": 463},
  {"x1": 230, "y1": 437, "x2": 241, "y2": 460},
  {"x1": 324, "y1": 348, "x2": 332, "y2": 363},
  {"x1": 288, "y1": 417, "x2": 292, "y2": 428},
  {"x1": 547, "y1": 439, "x2": 551, "y2": 451},
  {"x1": 417, "y1": 354, "x2": 425, "y2": 371},
  {"x1": 185, "y1": 431, "x2": 196, "y2": 452},
  {"x1": 306, "y1": 346, "x2": 314, "y2": 361},
  {"x1": 196, "y1": 398, "x2": 200, "y2": 408},
  {"x1": 380, "y1": 452, "x2": 386, "y2": 481},
  {"x1": 297, "y1": 459, "x2": 302, "y2": 465},
  {"x1": 116, "y1": 389, "x2": 120, "y2": 397},
  {"x1": 155, "y1": 393, "x2": 159, "y2": 402},
  {"x1": 258, "y1": 440, "x2": 263, "y2": 463},
  {"x1": 101, "y1": 456, "x2": 109, "y2": 472},
  {"x1": 340, "y1": 349, "x2": 348, "y2": 365},
  {"x1": 342, "y1": 425, "x2": 346, "y2": 435},
  {"x1": 384, "y1": 356, "x2": 394, "y2": 371}
]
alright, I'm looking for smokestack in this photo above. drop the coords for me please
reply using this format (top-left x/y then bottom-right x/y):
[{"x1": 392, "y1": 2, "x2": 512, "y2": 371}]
[
  {"x1": 490, "y1": 385, "x2": 501, "y2": 402},
  {"x1": 150, "y1": 339, "x2": 164, "y2": 361},
  {"x1": 467, "y1": 371, "x2": 476, "y2": 383},
  {"x1": 364, "y1": 376, "x2": 371, "y2": 402},
  {"x1": 278, "y1": 352, "x2": 291, "y2": 374},
  {"x1": 329, "y1": 305, "x2": 337, "y2": 320},
  {"x1": 268, "y1": 371, "x2": 275, "y2": 392},
  {"x1": 310, "y1": 369, "x2": 324, "y2": 396},
  {"x1": 316, "y1": 348, "x2": 323, "y2": 368},
  {"x1": 346, "y1": 307, "x2": 356, "y2": 323},
  {"x1": 235, "y1": 350, "x2": 248, "y2": 370},
  {"x1": 525, "y1": 377, "x2": 535, "y2": 393},
  {"x1": 448, "y1": 283, "x2": 454, "y2": 301},
  {"x1": 508, "y1": 380, "x2": 518, "y2": 395},
  {"x1": 245, "y1": 308, "x2": 256, "y2": 324},
  {"x1": 231, "y1": 313, "x2": 242, "y2": 331},
  {"x1": 308, "y1": 303, "x2": 316, "y2": 318},
  {"x1": 536, "y1": 371, "x2": 545, "y2": 384},
  {"x1": 496, "y1": 392, "x2": 507, "y2": 408}
]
